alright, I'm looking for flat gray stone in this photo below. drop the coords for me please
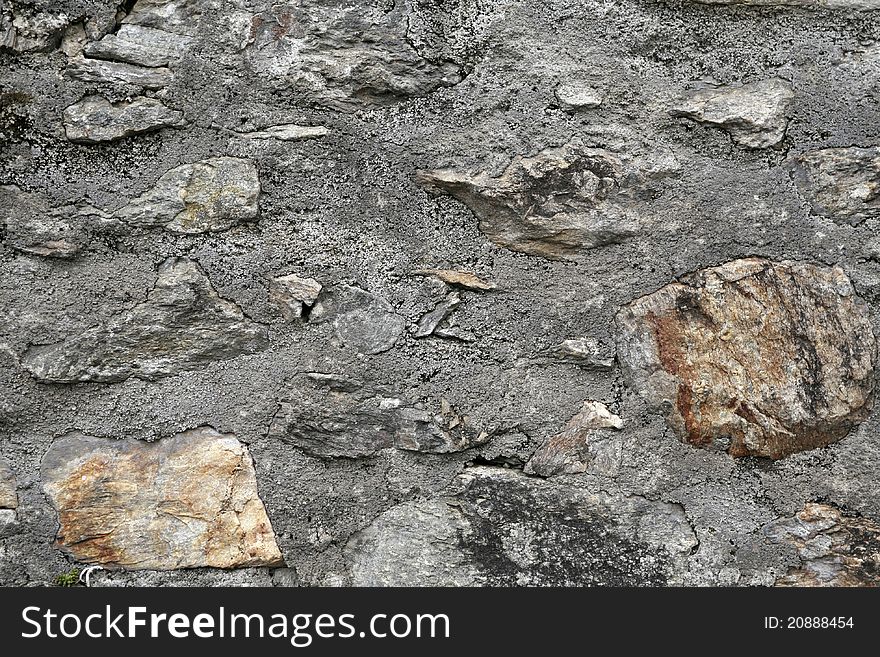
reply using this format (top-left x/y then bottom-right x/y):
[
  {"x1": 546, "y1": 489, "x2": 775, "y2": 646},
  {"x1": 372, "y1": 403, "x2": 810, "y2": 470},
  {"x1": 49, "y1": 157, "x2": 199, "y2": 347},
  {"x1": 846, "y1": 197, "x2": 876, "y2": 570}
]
[{"x1": 63, "y1": 95, "x2": 184, "y2": 143}]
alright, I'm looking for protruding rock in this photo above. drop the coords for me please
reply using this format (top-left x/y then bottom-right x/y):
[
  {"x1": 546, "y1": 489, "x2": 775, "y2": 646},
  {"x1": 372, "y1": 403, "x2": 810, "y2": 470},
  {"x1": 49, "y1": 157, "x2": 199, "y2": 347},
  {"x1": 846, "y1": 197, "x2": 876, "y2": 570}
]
[
  {"x1": 764, "y1": 503, "x2": 880, "y2": 586},
  {"x1": 268, "y1": 382, "x2": 490, "y2": 458},
  {"x1": 41, "y1": 427, "x2": 284, "y2": 570},
  {"x1": 1, "y1": 186, "x2": 91, "y2": 258},
  {"x1": 546, "y1": 337, "x2": 615, "y2": 369},
  {"x1": 22, "y1": 257, "x2": 268, "y2": 383},
  {"x1": 63, "y1": 95, "x2": 184, "y2": 143},
  {"x1": 411, "y1": 269, "x2": 497, "y2": 291},
  {"x1": 616, "y1": 258, "x2": 876, "y2": 459},
  {"x1": 346, "y1": 468, "x2": 697, "y2": 586},
  {"x1": 269, "y1": 274, "x2": 322, "y2": 320},
  {"x1": 794, "y1": 147, "x2": 880, "y2": 225},
  {"x1": 414, "y1": 292, "x2": 461, "y2": 338},
  {"x1": 65, "y1": 59, "x2": 173, "y2": 89},
  {"x1": 113, "y1": 157, "x2": 260, "y2": 234},
  {"x1": 245, "y1": 2, "x2": 468, "y2": 110},
  {"x1": 238, "y1": 124, "x2": 329, "y2": 141},
  {"x1": 525, "y1": 401, "x2": 623, "y2": 477},
  {"x1": 0, "y1": 458, "x2": 16, "y2": 510},
  {"x1": 555, "y1": 80, "x2": 603, "y2": 111},
  {"x1": 416, "y1": 139, "x2": 651, "y2": 259},
  {"x1": 310, "y1": 284, "x2": 405, "y2": 354},
  {"x1": 670, "y1": 78, "x2": 793, "y2": 149}
]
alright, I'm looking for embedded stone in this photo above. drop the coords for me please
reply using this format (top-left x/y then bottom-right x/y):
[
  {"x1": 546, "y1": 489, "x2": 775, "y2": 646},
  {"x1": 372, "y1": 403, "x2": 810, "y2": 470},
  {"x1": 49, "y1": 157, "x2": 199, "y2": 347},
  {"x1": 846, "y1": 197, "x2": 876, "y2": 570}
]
[
  {"x1": 309, "y1": 284, "x2": 405, "y2": 354},
  {"x1": 268, "y1": 383, "x2": 490, "y2": 458},
  {"x1": 555, "y1": 80, "x2": 602, "y2": 111},
  {"x1": 22, "y1": 257, "x2": 268, "y2": 383},
  {"x1": 547, "y1": 337, "x2": 615, "y2": 369},
  {"x1": 764, "y1": 503, "x2": 880, "y2": 586},
  {"x1": 269, "y1": 274, "x2": 322, "y2": 320},
  {"x1": 415, "y1": 139, "x2": 644, "y2": 259},
  {"x1": 525, "y1": 401, "x2": 623, "y2": 477},
  {"x1": 670, "y1": 78, "x2": 793, "y2": 149},
  {"x1": 41, "y1": 427, "x2": 284, "y2": 570},
  {"x1": 65, "y1": 58, "x2": 173, "y2": 89},
  {"x1": 411, "y1": 269, "x2": 497, "y2": 291},
  {"x1": 615, "y1": 258, "x2": 876, "y2": 459},
  {"x1": 414, "y1": 292, "x2": 461, "y2": 338},
  {"x1": 794, "y1": 147, "x2": 880, "y2": 225},
  {"x1": 63, "y1": 95, "x2": 184, "y2": 143},
  {"x1": 346, "y1": 468, "x2": 697, "y2": 586},
  {"x1": 1, "y1": 4, "x2": 69, "y2": 53},
  {"x1": 0, "y1": 458, "x2": 16, "y2": 510},
  {"x1": 113, "y1": 157, "x2": 260, "y2": 234},
  {"x1": 1, "y1": 185, "x2": 90, "y2": 258},
  {"x1": 238, "y1": 124, "x2": 329, "y2": 141}
]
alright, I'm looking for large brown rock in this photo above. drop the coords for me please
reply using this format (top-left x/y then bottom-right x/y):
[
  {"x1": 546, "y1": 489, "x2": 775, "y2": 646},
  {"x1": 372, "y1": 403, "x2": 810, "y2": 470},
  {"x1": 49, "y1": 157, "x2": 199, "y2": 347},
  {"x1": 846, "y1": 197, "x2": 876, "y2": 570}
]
[
  {"x1": 41, "y1": 427, "x2": 284, "y2": 570},
  {"x1": 616, "y1": 258, "x2": 876, "y2": 459},
  {"x1": 764, "y1": 503, "x2": 880, "y2": 586}
]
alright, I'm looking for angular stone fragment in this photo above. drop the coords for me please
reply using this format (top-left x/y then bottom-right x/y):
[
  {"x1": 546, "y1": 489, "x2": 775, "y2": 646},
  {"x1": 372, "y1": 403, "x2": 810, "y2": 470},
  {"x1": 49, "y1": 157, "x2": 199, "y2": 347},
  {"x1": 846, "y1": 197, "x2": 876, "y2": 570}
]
[
  {"x1": 310, "y1": 284, "x2": 405, "y2": 354},
  {"x1": 63, "y1": 95, "x2": 184, "y2": 143},
  {"x1": 65, "y1": 58, "x2": 173, "y2": 89},
  {"x1": 238, "y1": 124, "x2": 329, "y2": 141},
  {"x1": 269, "y1": 273, "x2": 322, "y2": 320},
  {"x1": 84, "y1": 25, "x2": 193, "y2": 67},
  {"x1": 415, "y1": 139, "x2": 643, "y2": 259},
  {"x1": 525, "y1": 401, "x2": 623, "y2": 477},
  {"x1": 764, "y1": 503, "x2": 880, "y2": 586},
  {"x1": 794, "y1": 147, "x2": 880, "y2": 225},
  {"x1": 0, "y1": 458, "x2": 16, "y2": 510},
  {"x1": 411, "y1": 268, "x2": 497, "y2": 291},
  {"x1": 22, "y1": 257, "x2": 268, "y2": 383},
  {"x1": 1, "y1": 185, "x2": 91, "y2": 258},
  {"x1": 546, "y1": 337, "x2": 615, "y2": 369},
  {"x1": 113, "y1": 157, "x2": 260, "y2": 234},
  {"x1": 414, "y1": 292, "x2": 460, "y2": 338},
  {"x1": 268, "y1": 383, "x2": 490, "y2": 458},
  {"x1": 346, "y1": 468, "x2": 697, "y2": 586},
  {"x1": 616, "y1": 258, "x2": 876, "y2": 459},
  {"x1": 687, "y1": 0, "x2": 876, "y2": 7},
  {"x1": 670, "y1": 78, "x2": 793, "y2": 149},
  {"x1": 245, "y1": 1, "x2": 467, "y2": 110},
  {"x1": 41, "y1": 427, "x2": 283, "y2": 570}
]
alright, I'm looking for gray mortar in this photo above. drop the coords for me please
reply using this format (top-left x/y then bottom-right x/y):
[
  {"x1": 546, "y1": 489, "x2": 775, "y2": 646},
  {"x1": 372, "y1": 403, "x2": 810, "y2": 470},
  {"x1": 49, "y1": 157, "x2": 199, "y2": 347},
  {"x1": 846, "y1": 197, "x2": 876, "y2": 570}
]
[{"x1": 1, "y1": 0, "x2": 880, "y2": 586}]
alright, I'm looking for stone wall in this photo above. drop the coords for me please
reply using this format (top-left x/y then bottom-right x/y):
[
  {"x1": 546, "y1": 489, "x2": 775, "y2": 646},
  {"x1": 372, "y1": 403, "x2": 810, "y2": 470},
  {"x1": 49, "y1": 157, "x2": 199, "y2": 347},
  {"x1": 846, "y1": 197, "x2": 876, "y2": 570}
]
[{"x1": 2, "y1": 0, "x2": 880, "y2": 587}]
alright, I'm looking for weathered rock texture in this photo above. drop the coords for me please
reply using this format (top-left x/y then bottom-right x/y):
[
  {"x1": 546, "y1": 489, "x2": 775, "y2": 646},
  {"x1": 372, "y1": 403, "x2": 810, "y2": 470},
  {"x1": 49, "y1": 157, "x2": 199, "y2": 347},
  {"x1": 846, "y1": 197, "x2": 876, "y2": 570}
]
[
  {"x1": 41, "y1": 428, "x2": 283, "y2": 569},
  {"x1": 4, "y1": 0, "x2": 880, "y2": 589},
  {"x1": 113, "y1": 157, "x2": 261, "y2": 234},
  {"x1": 22, "y1": 257, "x2": 268, "y2": 382},
  {"x1": 795, "y1": 147, "x2": 880, "y2": 225},
  {"x1": 63, "y1": 95, "x2": 184, "y2": 143},
  {"x1": 347, "y1": 468, "x2": 697, "y2": 586},
  {"x1": 417, "y1": 139, "x2": 651, "y2": 259},
  {"x1": 669, "y1": 78, "x2": 793, "y2": 149},
  {"x1": 525, "y1": 401, "x2": 623, "y2": 476},
  {"x1": 0, "y1": 458, "x2": 16, "y2": 510},
  {"x1": 616, "y1": 259, "x2": 876, "y2": 459},
  {"x1": 765, "y1": 503, "x2": 880, "y2": 587}
]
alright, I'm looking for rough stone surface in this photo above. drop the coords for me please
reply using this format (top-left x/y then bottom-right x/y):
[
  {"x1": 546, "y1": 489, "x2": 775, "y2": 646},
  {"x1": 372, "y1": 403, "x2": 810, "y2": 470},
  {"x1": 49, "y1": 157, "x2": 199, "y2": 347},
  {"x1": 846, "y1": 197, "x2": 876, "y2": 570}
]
[
  {"x1": 525, "y1": 401, "x2": 623, "y2": 476},
  {"x1": 268, "y1": 377, "x2": 492, "y2": 458},
  {"x1": 4, "y1": 0, "x2": 880, "y2": 589},
  {"x1": 269, "y1": 273, "x2": 322, "y2": 320},
  {"x1": 347, "y1": 468, "x2": 697, "y2": 586},
  {"x1": 22, "y1": 257, "x2": 268, "y2": 382},
  {"x1": 764, "y1": 503, "x2": 880, "y2": 587},
  {"x1": 0, "y1": 458, "x2": 16, "y2": 510},
  {"x1": 41, "y1": 427, "x2": 283, "y2": 569},
  {"x1": 616, "y1": 258, "x2": 876, "y2": 459},
  {"x1": 63, "y1": 95, "x2": 184, "y2": 143},
  {"x1": 112, "y1": 157, "x2": 261, "y2": 234},
  {"x1": 669, "y1": 78, "x2": 793, "y2": 149},
  {"x1": 411, "y1": 268, "x2": 497, "y2": 291},
  {"x1": 795, "y1": 147, "x2": 880, "y2": 226},
  {"x1": 688, "y1": 0, "x2": 876, "y2": 7},
  {"x1": 416, "y1": 139, "x2": 671, "y2": 259}
]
